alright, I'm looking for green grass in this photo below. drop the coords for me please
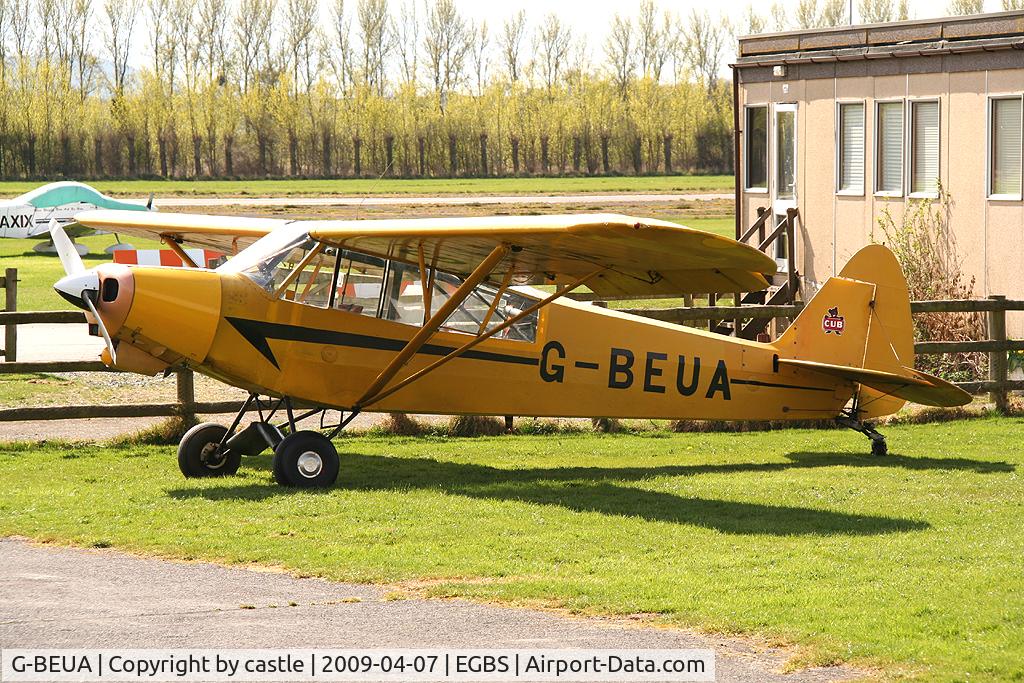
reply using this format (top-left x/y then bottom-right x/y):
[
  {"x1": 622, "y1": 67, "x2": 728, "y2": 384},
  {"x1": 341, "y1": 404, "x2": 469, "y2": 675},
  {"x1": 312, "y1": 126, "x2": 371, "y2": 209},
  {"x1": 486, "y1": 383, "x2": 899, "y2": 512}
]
[
  {"x1": 670, "y1": 216, "x2": 735, "y2": 238},
  {"x1": 0, "y1": 373, "x2": 74, "y2": 402},
  {"x1": 0, "y1": 176, "x2": 734, "y2": 199},
  {"x1": 1, "y1": 420, "x2": 1020, "y2": 680}
]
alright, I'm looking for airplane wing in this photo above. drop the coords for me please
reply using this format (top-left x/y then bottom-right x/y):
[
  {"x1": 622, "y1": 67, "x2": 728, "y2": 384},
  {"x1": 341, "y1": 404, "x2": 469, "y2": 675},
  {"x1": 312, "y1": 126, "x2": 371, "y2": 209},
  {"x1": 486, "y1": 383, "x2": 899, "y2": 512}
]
[
  {"x1": 308, "y1": 214, "x2": 777, "y2": 295},
  {"x1": 74, "y1": 210, "x2": 286, "y2": 254},
  {"x1": 74, "y1": 211, "x2": 777, "y2": 295}
]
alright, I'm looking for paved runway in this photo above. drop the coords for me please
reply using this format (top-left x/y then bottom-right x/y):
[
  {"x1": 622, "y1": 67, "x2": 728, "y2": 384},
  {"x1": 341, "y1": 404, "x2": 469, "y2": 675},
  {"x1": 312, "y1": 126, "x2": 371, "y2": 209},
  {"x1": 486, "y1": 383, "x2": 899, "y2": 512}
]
[
  {"x1": 156, "y1": 193, "x2": 732, "y2": 208},
  {"x1": 0, "y1": 539, "x2": 860, "y2": 682}
]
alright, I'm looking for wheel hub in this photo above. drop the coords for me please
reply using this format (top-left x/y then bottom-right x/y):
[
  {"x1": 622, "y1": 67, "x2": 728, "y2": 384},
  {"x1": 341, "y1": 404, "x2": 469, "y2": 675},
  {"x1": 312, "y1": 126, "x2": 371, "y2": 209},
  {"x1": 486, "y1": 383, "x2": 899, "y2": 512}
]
[
  {"x1": 200, "y1": 442, "x2": 226, "y2": 468},
  {"x1": 296, "y1": 451, "x2": 323, "y2": 478}
]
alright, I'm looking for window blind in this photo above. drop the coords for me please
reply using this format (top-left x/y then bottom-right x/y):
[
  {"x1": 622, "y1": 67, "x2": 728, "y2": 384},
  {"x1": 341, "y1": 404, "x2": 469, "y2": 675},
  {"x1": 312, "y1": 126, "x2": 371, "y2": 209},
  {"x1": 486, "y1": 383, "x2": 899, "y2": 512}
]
[
  {"x1": 839, "y1": 103, "x2": 864, "y2": 193},
  {"x1": 745, "y1": 107, "x2": 768, "y2": 190},
  {"x1": 911, "y1": 101, "x2": 939, "y2": 194},
  {"x1": 991, "y1": 98, "x2": 1023, "y2": 197},
  {"x1": 877, "y1": 101, "x2": 903, "y2": 194}
]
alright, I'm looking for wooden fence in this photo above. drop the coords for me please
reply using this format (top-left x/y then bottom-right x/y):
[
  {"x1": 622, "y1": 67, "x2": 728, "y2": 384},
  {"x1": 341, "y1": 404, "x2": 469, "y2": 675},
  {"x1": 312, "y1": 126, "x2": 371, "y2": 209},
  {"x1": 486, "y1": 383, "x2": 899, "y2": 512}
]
[
  {"x1": 1, "y1": 267, "x2": 1021, "y2": 422},
  {"x1": 0, "y1": 305, "x2": 244, "y2": 423}
]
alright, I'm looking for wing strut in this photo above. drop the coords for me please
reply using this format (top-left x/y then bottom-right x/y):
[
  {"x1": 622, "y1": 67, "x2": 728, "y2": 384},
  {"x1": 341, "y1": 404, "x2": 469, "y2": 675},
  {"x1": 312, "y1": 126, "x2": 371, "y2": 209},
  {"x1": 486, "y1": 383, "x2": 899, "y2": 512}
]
[
  {"x1": 359, "y1": 266, "x2": 605, "y2": 410},
  {"x1": 160, "y1": 235, "x2": 200, "y2": 268},
  {"x1": 353, "y1": 243, "x2": 510, "y2": 409}
]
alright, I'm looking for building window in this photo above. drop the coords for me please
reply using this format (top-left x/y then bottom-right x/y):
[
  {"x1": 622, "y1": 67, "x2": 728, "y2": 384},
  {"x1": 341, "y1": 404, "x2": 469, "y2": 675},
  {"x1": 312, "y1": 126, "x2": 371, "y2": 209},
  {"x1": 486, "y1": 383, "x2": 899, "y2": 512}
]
[
  {"x1": 910, "y1": 100, "x2": 940, "y2": 195},
  {"x1": 876, "y1": 101, "x2": 904, "y2": 195},
  {"x1": 990, "y1": 96, "x2": 1023, "y2": 198},
  {"x1": 745, "y1": 106, "x2": 768, "y2": 191},
  {"x1": 837, "y1": 102, "x2": 865, "y2": 194},
  {"x1": 775, "y1": 108, "x2": 796, "y2": 200}
]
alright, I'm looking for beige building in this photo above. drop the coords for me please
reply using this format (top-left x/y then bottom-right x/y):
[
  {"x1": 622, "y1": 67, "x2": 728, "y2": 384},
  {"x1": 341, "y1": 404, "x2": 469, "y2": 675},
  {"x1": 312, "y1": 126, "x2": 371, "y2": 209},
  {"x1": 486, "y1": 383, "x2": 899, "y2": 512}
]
[{"x1": 733, "y1": 11, "x2": 1024, "y2": 333}]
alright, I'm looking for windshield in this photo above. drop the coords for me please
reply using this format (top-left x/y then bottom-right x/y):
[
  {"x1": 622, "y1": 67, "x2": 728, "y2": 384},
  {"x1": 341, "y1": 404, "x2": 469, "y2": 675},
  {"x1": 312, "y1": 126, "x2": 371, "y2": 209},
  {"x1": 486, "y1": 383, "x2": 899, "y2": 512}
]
[{"x1": 217, "y1": 224, "x2": 308, "y2": 276}]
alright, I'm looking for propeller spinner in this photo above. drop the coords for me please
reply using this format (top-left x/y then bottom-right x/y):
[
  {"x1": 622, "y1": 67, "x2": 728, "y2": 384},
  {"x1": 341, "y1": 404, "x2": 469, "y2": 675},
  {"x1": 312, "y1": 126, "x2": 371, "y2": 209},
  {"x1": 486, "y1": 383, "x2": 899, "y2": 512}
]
[{"x1": 50, "y1": 219, "x2": 118, "y2": 363}]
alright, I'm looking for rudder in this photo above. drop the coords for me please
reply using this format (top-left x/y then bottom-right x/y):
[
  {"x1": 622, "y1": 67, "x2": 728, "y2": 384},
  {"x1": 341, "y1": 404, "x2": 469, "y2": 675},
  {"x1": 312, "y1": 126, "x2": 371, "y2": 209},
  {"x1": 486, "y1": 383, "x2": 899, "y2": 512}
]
[{"x1": 774, "y1": 245, "x2": 915, "y2": 418}]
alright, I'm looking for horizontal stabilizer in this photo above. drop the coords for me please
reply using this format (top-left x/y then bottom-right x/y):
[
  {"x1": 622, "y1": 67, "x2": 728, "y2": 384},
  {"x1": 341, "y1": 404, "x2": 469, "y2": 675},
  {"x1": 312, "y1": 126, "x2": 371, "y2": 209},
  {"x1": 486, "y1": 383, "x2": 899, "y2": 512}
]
[{"x1": 778, "y1": 358, "x2": 971, "y2": 408}]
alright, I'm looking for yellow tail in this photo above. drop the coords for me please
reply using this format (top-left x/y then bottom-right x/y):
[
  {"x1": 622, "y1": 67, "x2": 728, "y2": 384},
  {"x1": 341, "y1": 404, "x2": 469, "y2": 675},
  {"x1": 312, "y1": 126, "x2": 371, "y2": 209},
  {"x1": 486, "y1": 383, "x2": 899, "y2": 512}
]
[{"x1": 773, "y1": 245, "x2": 970, "y2": 417}]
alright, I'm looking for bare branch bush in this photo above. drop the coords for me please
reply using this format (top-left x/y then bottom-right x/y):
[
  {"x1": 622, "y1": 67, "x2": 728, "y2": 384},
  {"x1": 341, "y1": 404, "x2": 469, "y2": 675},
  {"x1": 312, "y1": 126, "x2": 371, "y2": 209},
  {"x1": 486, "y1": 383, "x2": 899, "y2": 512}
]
[{"x1": 876, "y1": 186, "x2": 988, "y2": 382}]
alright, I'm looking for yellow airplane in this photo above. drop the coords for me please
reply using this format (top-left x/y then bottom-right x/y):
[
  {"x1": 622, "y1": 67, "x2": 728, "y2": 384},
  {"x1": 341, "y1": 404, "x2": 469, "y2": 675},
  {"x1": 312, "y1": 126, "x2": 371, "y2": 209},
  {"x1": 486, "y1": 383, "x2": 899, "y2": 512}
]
[{"x1": 49, "y1": 211, "x2": 969, "y2": 488}]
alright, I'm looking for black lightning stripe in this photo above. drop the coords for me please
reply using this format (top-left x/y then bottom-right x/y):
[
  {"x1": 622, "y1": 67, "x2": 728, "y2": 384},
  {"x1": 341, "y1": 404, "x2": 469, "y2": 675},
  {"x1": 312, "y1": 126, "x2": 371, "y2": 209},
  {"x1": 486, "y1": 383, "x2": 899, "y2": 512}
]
[
  {"x1": 226, "y1": 317, "x2": 540, "y2": 370},
  {"x1": 731, "y1": 378, "x2": 833, "y2": 392}
]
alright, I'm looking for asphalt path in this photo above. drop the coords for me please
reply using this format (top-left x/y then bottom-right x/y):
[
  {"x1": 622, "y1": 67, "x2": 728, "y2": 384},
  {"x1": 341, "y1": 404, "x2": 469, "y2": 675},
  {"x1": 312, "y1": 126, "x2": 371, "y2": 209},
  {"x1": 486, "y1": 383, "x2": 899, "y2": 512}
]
[
  {"x1": 0, "y1": 539, "x2": 862, "y2": 682},
  {"x1": 155, "y1": 193, "x2": 732, "y2": 208}
]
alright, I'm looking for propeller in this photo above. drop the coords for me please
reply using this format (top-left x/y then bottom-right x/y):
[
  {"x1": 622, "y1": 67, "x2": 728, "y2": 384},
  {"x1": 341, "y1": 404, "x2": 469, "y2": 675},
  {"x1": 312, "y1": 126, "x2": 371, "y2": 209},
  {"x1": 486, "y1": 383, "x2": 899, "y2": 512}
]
[
  {"x1": 50, "y1": 219, "x2": 117, "y2": 364},
  {"x1": 49, "y1": 218, "x2": 84, "y2": 275},
  {"x1": 83, "y1": 293, "x2": 117, "y2": 365}
]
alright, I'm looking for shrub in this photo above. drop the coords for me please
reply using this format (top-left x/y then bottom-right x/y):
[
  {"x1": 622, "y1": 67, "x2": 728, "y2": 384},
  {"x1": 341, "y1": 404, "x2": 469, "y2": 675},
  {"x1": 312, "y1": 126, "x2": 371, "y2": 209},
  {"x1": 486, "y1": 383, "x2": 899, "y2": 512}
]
[
  {"x1": 109, "y1": 415, "x2": 196, "y2": 446},
  {"x1": 377, "y1": 413, "x2": 426, "y2": 436},
  {"x1": 446, "y1": 415, "x2": 506, "y2": 437},
  {"x1": 875, "y1": 186, "x2": 987, "y2": 382}
]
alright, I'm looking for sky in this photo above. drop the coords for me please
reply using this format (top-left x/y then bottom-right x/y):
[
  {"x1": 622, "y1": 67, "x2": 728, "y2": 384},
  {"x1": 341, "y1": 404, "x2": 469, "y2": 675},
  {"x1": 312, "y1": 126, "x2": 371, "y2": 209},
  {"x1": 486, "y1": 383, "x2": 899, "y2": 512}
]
[
  {"x1": 117, "y1": 0, "x2": 1019, "y2": 74},
  {"x1": 452, "y1": 0, "x2": 1014, "y2": 42}
]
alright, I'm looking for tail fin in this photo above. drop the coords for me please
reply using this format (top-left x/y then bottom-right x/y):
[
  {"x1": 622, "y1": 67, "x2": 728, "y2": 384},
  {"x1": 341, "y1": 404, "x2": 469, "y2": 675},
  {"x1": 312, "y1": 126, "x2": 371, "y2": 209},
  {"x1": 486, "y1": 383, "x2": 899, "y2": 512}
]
[{"x1": 773, "y1": 245, "x2": 970, "y2": 417}]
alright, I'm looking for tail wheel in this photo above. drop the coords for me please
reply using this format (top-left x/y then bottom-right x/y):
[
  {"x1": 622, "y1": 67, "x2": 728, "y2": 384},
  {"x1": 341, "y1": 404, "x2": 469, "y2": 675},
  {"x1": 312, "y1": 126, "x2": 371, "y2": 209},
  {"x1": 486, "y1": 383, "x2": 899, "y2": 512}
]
[
  {"x1": 272, "y1": 431, "x2": 339, "y2": 488},
  {"x1": 177, "y1": 422, "x2": 241, "y2": 477}
]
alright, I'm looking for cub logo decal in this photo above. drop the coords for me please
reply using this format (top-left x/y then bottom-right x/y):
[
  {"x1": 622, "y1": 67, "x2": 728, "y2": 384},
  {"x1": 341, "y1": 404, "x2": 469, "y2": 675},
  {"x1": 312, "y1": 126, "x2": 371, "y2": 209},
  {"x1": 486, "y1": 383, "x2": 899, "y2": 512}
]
[{"x1": 822, "y1": 306, "x2": 845, "y2": 335}]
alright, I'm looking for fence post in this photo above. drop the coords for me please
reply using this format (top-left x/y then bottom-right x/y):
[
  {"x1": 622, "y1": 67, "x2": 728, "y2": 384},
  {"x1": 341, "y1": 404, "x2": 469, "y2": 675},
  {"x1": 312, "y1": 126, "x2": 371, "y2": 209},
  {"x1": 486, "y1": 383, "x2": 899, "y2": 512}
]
[
  {"x1": 988, "y1": 295, "x2": 1008, "y2": 412},
  {"x1": 4, "y1": 268, "x2": 17, "y2": 362},
  {"x1": 176, "y1": 368, "x2": 196, "y2": 424}
]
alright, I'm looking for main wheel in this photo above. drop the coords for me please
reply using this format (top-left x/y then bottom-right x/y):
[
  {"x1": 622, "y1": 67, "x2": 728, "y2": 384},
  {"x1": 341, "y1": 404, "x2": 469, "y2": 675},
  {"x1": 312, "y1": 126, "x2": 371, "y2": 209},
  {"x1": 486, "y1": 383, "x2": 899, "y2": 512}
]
[
  {"x1": 272, "y1": 431, "x2": 339, "y2": 488},
  {"x1": 177, "y1": 422, "x2": 241, "y2": 477},
  {"x1": 871, "y1": 438, "x2": 888, "y2": 456}
]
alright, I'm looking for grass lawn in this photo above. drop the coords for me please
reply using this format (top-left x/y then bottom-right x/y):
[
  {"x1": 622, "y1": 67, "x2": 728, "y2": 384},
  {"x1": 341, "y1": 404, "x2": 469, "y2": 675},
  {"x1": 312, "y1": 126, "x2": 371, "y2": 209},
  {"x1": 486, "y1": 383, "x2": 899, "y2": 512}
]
[
  {"x1": 1, "y1": 419, "x2": 1020, "y2": 680},
  {"x1": 670, "y1": 216, "x2": 734, "y2": 238},
  {"x1": 0, "y1": 176, "x2": 734, "y2": 199},
  {"x1": 0, "y1": 372, "x2": 74, "y2": 403}
]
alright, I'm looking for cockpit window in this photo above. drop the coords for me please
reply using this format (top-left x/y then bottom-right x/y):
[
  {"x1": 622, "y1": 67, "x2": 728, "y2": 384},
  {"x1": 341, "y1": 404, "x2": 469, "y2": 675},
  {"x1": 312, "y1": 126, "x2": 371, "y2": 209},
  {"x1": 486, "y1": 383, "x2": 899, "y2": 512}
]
[
  {"x1": 233, "y1": 232, "x2": 537, "y2": 341},
  {"x1": 381, "y1": 262, "x2": 538, "y2": 342},
  {"x1": 435, "y1": 273, "x2": 538, "y2": 342},
  {"x1": 335, "y1": 251, "x2": 387, "y2": 317}
]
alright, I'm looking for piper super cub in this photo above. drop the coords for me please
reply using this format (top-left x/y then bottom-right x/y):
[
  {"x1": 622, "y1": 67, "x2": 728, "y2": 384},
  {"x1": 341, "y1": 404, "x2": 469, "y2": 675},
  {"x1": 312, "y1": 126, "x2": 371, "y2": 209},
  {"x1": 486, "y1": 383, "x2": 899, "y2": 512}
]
[{"x1": 49, "y1": 211, "x2": 969, "y2": 488}]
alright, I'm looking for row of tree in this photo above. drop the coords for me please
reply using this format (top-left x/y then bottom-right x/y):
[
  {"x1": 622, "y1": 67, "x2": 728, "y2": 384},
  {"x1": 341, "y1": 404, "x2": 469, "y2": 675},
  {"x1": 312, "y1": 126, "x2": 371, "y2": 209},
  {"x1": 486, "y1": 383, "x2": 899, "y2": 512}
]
[{"x1": 0, "y1": 0, "x2": 1019, "y2": 181}]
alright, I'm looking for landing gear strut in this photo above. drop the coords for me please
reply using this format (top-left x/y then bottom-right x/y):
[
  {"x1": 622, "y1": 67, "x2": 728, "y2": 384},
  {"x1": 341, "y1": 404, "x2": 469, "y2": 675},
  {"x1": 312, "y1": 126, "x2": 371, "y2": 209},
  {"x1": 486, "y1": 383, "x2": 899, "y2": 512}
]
[
  {"x1": 836, "y1": 400, "x2": 888, "y2": 456},
  {"x1": 175, "y1": 393, "x2": 358, "y2": 488}
]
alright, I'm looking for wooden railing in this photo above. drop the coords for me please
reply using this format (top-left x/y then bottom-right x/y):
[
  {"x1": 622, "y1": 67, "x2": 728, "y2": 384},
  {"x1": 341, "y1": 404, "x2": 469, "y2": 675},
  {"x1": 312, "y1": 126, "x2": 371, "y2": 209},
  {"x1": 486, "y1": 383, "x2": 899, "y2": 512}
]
[{"x1": 0, "y1": 308, "x2": 243, "y2": 423}]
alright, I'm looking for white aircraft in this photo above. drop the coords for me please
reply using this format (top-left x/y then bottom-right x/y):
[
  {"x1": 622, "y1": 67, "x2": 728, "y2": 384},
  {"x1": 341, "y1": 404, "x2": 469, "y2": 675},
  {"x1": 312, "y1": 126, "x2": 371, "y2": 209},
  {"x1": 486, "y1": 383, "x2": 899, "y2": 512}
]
[{"x1": 0, "y1": 181, "x2": 153, "y2": 254}]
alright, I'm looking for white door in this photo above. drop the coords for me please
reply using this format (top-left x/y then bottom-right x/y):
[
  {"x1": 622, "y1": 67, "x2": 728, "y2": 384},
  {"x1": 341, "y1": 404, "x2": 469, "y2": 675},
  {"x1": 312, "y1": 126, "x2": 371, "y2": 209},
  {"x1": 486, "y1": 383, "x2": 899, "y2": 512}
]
[{"x1": 772, "y1": 103, "x2": 797, "y2": 272}]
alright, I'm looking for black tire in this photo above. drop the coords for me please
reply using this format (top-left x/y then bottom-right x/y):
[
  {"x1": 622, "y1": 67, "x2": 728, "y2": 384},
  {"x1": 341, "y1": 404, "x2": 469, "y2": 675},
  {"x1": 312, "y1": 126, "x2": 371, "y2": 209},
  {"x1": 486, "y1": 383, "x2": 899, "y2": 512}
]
[
  {"x1": 871, "y1": 438, "x2": 888, "y2": 456},
  {"x1": 177, "y1": 422, "x2": 241, "y2": 477},
  {"x1": 272, "y1": 431, "x2": 339, "y2": 488}
]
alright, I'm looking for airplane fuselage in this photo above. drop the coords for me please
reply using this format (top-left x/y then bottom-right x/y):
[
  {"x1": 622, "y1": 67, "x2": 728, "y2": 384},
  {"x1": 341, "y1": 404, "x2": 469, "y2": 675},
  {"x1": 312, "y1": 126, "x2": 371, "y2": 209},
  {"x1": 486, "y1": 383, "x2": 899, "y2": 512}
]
[
  {"x1": 104, "y1": 265, "x2": 852, "y2": 422},
  {"x1": 0, "y1": 203, "x2": 92, "y2": 239}
]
